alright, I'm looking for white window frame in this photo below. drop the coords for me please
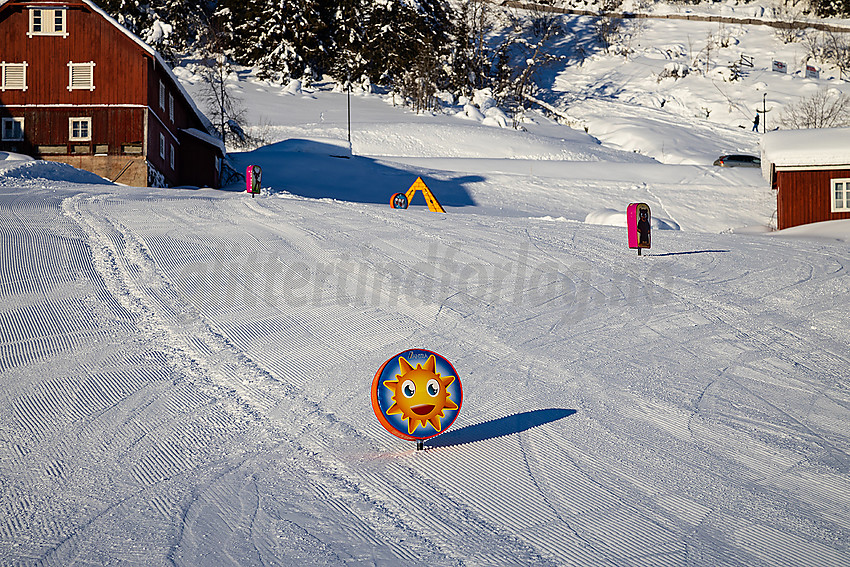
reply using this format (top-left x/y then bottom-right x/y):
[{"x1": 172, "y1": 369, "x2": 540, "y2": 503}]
[
  {"x1": 28, "y1": 8, "x2": 67, "y2": 38},
  {"x1": 69, "y1": 117, "x2": 92, "y2": 141},
  {"x1": 831, "y1": 178, "x2": 850, "y2": 213},
  {"x1": 67, "y1": 61, "x2": 95, "y2": 91},
  {"x1": 1, "y1": 62, "x2": 28, "y2": 91},
  {"x1": 159, "y1": 80, "x2": 166, "y2": 111},
  {"x1": 2, "y1": 117, "x2": 25, "y2": 141},
  {"x1": 168, "y1": 92, "x2": 174, "y2": 122},
  {"x1": 169, "y1": 144, "x2": 175, "y2": 170},
  {"x1": 159, "y1": 133, "x2": 166, "y2": 159}
]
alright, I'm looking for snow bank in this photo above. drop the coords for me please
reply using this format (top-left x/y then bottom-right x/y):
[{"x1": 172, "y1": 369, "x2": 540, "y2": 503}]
[
  {"x1": 584, "y1": 207, "x2": 681, "y2": 230},
  {"x1": 283, "y1": 79, "x2": 303, "y2": 95},
  {"x1": 771, "y1": 218, "x2": 850, "y2": 241},
  {"x1": 0, "y1": 151, "x2": 32, "y2": 162},
  {"x1": 0, "y1": 160, "x2": 113, "y2": 186}
]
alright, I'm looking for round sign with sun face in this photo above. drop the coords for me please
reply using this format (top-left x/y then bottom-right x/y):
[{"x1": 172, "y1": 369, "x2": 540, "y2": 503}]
[{"x1": 371, "y1": 350, "x2": 462, "y2": 441}]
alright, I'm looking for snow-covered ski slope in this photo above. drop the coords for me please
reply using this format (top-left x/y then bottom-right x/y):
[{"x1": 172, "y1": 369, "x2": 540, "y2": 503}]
[
  {"x1": 2, "y1": 161, "x2": 849, "y2": 565},
  {"x1": 3, "y1": 5, "x2": 850, "y2": 566}
]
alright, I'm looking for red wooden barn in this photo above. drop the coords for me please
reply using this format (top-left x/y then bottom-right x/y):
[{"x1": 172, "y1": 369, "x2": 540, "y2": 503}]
[
  {"x1": 0, "y1": 0, "x2": 224, "y2": 187},
  {"x1": 761, "y1": 127, "x2": 850, "y2": 230}
]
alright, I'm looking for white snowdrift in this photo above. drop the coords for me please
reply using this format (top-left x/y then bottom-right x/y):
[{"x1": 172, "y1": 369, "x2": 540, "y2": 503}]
[
  {"x1": 0, "y1": 159, "x2": 112, "y2": 186},
  {"x1": 584, "y1": 207, "x2": 681, "y2": 230}
]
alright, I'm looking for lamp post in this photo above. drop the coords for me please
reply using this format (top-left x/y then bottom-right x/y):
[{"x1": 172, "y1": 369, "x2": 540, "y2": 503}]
[
  {"x1": 347, "y1": 74, "x2": 352, "y2": 151},
  {"x1": 762, "y1": 93, "x2": 767, "y2": 134}
]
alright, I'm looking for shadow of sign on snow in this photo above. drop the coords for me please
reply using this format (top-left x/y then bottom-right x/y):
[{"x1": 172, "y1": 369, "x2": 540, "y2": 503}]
[
  {"x1": 229, "y1": 139, "x2": 478, "y2": 207},
  {"x1": 649, "y1": 250, "x2": 730, "y2": 257},
  {"x1": 427, "y1": 408, "x2": 576, "y2": 448}
]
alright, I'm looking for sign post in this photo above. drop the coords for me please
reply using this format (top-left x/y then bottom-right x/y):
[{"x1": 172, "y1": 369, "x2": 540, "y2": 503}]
[
  {"x1": 627, "y1": 203, "x2": 651, "y2": 255},
  {"x1": 246, "y1": 165, "x2": 262, "y2": 197},
  {"x1": 371, "y1": 349, "x2": 462, "y2": 451},
  {"x1": 805, "y1": 64, "x2": 819, "y2": 79}
]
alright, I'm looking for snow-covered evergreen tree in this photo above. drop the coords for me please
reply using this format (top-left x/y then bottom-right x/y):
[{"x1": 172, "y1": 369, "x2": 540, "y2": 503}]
[
  {"x1": 319, "y1": 0, "x2": 367, "y2": 81},
  {"x1": 812, "y1": 0, "x2": 850, "y2": 17},
  {"x1": 99, "y1": 0, "x2": 209, "y2": 64},
  {"x1": 97, "y1": 0, "x2": 465, "y2": 106},
  {"x1": 219, "y1": 0, "x2": 325, "y2": 83},
  {"x1": 447, "y1": 0, "x2": 493, "y2": 96}
]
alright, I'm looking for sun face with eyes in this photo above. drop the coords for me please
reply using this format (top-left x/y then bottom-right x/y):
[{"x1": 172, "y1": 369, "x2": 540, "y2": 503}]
[{"x1": 383, "y1": 355, "x2": 459, "y2": 435}]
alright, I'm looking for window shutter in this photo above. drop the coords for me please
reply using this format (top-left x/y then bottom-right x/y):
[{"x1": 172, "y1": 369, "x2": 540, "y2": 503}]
[
  {"x1": 1, "y1": 62, "x2": 27, "y2": 91},
  {"x1": 68, "y1": 62, "x2": 95, "y2": 91}
]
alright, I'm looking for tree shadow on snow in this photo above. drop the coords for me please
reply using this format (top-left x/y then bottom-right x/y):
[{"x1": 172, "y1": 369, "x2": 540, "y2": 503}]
[
  {"x1": 227, "y1": 139, "x2": 478, "y2": 207},
  {"x1": 427, "y1": 408, "x2": 576, "y2": 448}
]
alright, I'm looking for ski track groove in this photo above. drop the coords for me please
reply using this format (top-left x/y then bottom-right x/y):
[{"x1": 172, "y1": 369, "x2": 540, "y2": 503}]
[
  {"x1": 57, "y1": 194, "x2": 487, "y2": 565},
  {"x1": 520, "y1": 223, "x2": 850, "y2": 558},
  {"x1": 3, "y1": 187, "x2": 849, "y2": 565}
]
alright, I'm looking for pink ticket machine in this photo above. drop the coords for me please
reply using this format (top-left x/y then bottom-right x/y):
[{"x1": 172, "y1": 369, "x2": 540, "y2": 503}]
[
  {"x1": 246, "y1": 165, "x2": 262, "y2": 197},
  {"x1": 627, "y1": 203, "x2": 651, "y2": 255}
]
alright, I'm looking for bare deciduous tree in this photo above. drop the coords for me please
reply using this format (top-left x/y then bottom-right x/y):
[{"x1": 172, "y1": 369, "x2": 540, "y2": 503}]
[
  {"x1": 778, "y1": 88, "x2": 850, "y2": 129},
  {"x1": 197, "y1": 17, "x2": 249, "y2": 149},
  {"x1": 772, "y1": 0, "x2": 808, "y2": 44},
  {"x1": 400, "y1": 45, "x2": 440, "y2": 114},
  {"x1": 595, "y1": 0, "x2": 624, "y2": 53},
  {"x1": 451, "y1": 0, "x2": 493, "y2": 96},
  {"x1": 804, "y1": 29, "x2": 850, "y2": 80},
  {"x1": 494, "y1": 2, "x2": 567, "y2": 128}
]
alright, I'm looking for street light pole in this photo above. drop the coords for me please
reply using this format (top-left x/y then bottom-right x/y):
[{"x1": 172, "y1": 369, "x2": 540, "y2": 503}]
[
  {"x1": 347, "y1": 76, "x2": 352, "y2": 151},
  {"x1": 762, "y1": 93, "x2": 767, "y2": 134}
]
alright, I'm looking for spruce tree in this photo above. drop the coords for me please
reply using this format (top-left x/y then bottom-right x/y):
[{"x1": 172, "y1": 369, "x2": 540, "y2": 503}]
[
  {"x1": 218, "y1": 0, "x2": 325, "y2": 83},
  {"x1": 318, "y1": 0, "x2": 367, "y2": 82},
  {"x1": 98, "y1": 0, "x2": 211, "y2": 64}
]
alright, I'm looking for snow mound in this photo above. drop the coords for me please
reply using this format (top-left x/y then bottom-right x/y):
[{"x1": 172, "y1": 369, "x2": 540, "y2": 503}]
[
  {"x1": 771, "y1": 218, "x2": 850, "y2": 241},
  {"x1": 585, "y1": 208, "x2": 628, "y2": 227},
  {"x1": 0, "y1": 160, "x2": 113, "y2": 186},
  {"x1": 584, "y1": 208, "x2": 681, "y2": 230},
  {"x1": 279, "y1": 137, "x2": 350, "y2": 155},
  {"x1": 283, "y1": 79, "x2": 303, "y2": 95},
  {"x1": 0, "y1": 151, "x2": 33, "y2": 162},
  {"x1": 457, "y1": 104, "x2": 486, "y2": 122}
]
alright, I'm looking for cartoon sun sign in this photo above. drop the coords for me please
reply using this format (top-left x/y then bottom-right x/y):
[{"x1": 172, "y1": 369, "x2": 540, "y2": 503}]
[{"x1": 371, "y1": 350, "x2": 462, "y2": 441}]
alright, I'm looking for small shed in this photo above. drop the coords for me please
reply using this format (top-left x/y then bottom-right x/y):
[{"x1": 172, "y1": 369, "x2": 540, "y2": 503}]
[{"x1": 761, "y1": 127, "x2": 850, "y2": 230}]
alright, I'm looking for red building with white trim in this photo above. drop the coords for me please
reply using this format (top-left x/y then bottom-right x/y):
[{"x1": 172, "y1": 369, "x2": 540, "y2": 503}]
[
  {"x1": 0, "y1": 0, "x2": 224, "y2": 187},
  {"x1": 761, "y1": 127, "x2": 850, "y2": 230}
]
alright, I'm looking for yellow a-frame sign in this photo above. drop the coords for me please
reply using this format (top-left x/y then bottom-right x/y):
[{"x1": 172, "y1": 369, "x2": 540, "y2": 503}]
[{"x1": 405, "y1": 177, "x2": 446, "y2": 213}]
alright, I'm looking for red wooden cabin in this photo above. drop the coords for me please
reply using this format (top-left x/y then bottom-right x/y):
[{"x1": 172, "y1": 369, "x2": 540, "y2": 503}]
[
  {"x1": 761, "y1": 127, "x2": 850, "y2": 230},
  {"x1": 0, "y1": 0, "x2": 224, "y2": 187}
]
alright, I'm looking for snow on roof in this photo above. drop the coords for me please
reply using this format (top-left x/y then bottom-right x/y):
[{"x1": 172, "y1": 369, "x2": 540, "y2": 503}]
[
  {"x1": 761, "y1": 127, "x2": 850, "y2": 168},
  {"x1": 181, "y1": 128, "x2": 226, "y2": 155},
  {"x1": 0, "y1": 0, "x2": 217, "y2": 139}
]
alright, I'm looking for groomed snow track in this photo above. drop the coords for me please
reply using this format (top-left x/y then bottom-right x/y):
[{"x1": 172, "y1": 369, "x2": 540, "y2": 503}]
[{"x1": 1, "y1": 185, "x2": 849, "y2": 566}]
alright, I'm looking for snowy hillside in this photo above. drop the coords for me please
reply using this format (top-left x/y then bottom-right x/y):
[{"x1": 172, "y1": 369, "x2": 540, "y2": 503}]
[{"x1": 2, "y1": 3, "x2": 850, "y2": 566}]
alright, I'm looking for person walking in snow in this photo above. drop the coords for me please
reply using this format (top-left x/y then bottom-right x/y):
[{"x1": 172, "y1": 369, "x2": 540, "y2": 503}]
[{"x1": 752, "y1": 113, "x2": 760, "y2": 132}]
